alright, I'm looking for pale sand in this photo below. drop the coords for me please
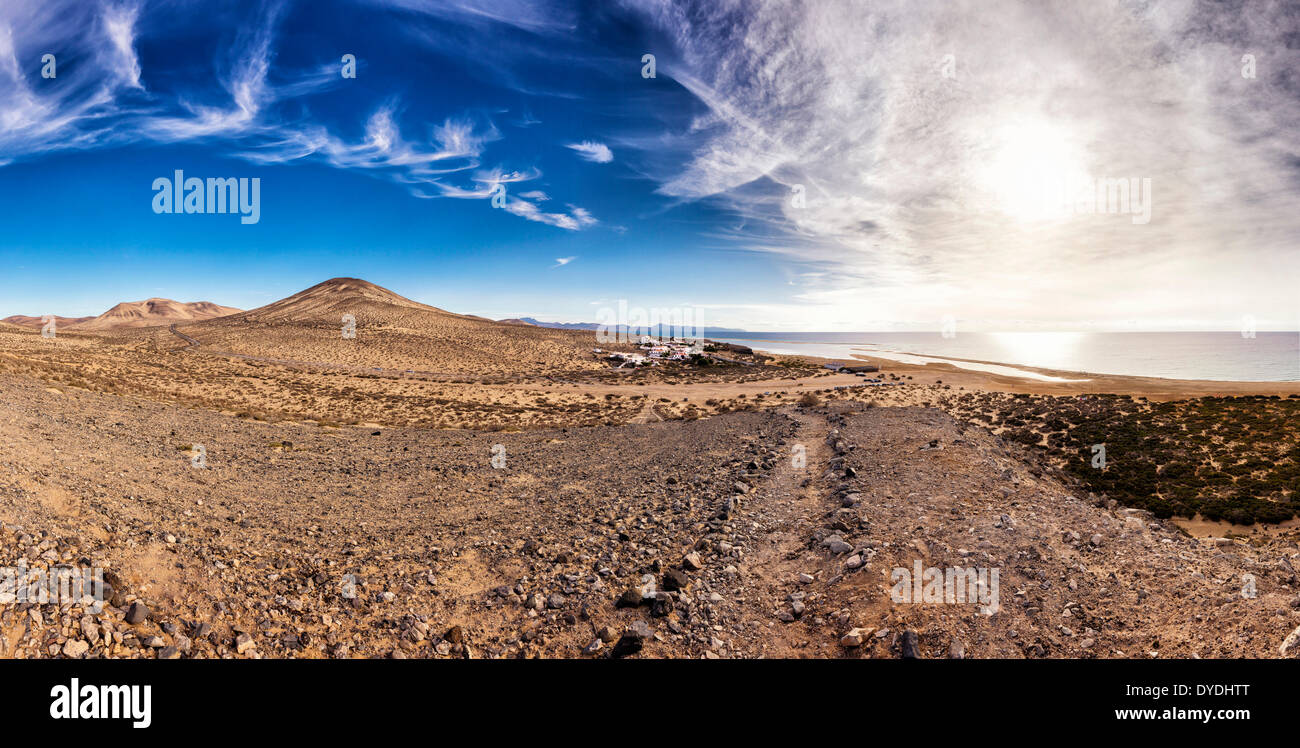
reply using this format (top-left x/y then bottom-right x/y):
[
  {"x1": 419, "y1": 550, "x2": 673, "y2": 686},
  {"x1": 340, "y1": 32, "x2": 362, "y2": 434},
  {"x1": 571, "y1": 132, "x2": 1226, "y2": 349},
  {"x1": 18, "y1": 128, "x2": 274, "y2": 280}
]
[{"x1": 1173, "y1": 514, "x2": 1300, "y2": 539}]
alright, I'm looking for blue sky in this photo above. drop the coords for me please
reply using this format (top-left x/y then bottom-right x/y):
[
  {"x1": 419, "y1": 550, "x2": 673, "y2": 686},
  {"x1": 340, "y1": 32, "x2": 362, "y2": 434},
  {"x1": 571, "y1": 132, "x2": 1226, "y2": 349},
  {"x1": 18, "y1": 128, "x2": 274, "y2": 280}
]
[{"x1": 2, "y1": 0, "x2": 1298, "y2": 331}]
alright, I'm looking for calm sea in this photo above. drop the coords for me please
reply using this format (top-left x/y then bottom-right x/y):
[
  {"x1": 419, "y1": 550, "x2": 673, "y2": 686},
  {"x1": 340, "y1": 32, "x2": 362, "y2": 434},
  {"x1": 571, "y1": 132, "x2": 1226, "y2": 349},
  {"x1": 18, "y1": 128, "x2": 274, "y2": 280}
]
[{"x1": 711, "y1": 332, "x2": 1300, "y2": 382}]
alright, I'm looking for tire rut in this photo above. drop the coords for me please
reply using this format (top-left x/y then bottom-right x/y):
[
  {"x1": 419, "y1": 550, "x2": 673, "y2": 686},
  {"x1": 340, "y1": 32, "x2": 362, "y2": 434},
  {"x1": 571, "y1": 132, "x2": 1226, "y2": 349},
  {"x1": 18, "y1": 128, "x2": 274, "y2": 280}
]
[{"x1": 727, "y1": 406, "x2": 834, "y2": 657}]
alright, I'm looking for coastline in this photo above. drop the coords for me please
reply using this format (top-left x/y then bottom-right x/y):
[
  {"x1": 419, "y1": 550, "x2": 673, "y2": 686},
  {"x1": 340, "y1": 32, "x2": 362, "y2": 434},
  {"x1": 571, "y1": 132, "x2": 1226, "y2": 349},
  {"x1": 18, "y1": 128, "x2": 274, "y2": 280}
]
[{"x1": 747, "y1": 346, "x2": 1300, "y2": 400}]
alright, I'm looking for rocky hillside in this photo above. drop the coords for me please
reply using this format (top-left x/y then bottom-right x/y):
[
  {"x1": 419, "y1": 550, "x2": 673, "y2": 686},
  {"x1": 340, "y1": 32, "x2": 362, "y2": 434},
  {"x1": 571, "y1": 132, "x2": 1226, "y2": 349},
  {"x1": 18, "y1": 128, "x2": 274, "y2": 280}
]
[{"x1": 172, "y1": 277, "x2": 614, "y2": 375}]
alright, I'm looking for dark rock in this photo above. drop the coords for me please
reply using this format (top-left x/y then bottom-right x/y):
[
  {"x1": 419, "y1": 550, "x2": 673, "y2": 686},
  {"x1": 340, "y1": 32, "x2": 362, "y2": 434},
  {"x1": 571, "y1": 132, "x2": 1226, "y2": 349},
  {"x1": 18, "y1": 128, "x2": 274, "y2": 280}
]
[
  {"x1": 125, "y1": 601, "x2": 149, "y2": 625},
  {"x1": 662, "y1": 568, "x2": 689, "y2": 592},
  {"x1": 610, "y1": 621, "x2": 653, "y2": 658},
  {"x1": 610, "y1": 635, "x2": 643, "y2": 658},
  {"x1": 901, "y1": 630, "x2": 921, "y2": 659},
  {"x1": 615, "y1": 589, "x2": 644, "y2": 608},
  {"x1": 650, "y1": 593, "x2": 674, "y2": 618}
]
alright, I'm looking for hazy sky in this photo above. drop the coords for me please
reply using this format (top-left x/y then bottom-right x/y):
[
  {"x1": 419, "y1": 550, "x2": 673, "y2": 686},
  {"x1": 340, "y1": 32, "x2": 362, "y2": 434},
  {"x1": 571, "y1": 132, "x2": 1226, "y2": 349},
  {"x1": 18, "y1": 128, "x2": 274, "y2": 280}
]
[{"x1": 1, "y1": 0, "x2": 1297, "y2": 331}]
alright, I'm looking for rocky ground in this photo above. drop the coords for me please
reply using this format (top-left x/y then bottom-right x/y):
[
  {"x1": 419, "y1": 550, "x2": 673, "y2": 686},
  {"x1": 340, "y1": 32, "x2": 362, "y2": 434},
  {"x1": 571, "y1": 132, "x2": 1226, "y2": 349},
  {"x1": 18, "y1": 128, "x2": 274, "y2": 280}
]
[
  {"x1": 767, "y1": 402, "x2": 1300, "y2": 658},
  {"x1": 0, "y1": 323, "x2": 837, "y2": 430},
  {"x1": 2, "y1": 376, "x2": 1298, "y2": 658}
]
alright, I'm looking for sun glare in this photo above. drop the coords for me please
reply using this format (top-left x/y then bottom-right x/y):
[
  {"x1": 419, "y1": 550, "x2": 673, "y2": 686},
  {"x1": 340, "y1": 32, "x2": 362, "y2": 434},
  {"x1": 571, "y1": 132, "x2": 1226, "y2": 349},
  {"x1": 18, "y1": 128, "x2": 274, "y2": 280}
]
[
  {"x1": 976, "y1": 119, "x2": 1089, "y2": 222},
  {"x1": 987, "y1": 331, "x2": 1087, "y2": 369}
]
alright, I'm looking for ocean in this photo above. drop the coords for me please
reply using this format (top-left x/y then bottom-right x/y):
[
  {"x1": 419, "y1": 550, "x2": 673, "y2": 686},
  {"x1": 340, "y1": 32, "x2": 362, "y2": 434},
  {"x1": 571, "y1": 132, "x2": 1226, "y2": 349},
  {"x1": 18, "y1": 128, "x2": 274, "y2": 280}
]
[{"x1": 710, "y1": 331, "x2": 1300, "y2": 382}]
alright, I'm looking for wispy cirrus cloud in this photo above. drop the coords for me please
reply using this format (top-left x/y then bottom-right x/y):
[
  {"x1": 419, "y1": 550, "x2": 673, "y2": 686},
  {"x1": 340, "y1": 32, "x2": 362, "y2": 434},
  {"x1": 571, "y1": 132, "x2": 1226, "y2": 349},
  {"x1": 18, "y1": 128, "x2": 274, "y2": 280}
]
[
  {"x1": 617, "y1": 0, "x2": 1300, "y2": 329},
  {"x1": 501, "y1": 196, "x2": 592, "y2": 230},
  {"x1": 370, "y1": 0, "x2": 579, "y2": 34},
  {"x1": 409, "y1": 166, "x2": 596, "y2": 230},
  {"x1": 141, "y1": 2, "x2": 287, "y2": 142},
  {"x1": 565, "y1": 140, "x2": 613, "y2": 163},
  {"x1": 0, "y1": 0, "x2": 600, "y2": 232},
  {"x1": 0, "y1": 0, "x2": 148, "y2": 159},
  {"x1": 552, "y1": 256, "x2": 576, "y2": 267},
  {"x1": 239, "y1": 107, "x2": 495, "y2": 177},
  {"x1": 100, "y1": 3, "x2": 143, "y2": 90}
]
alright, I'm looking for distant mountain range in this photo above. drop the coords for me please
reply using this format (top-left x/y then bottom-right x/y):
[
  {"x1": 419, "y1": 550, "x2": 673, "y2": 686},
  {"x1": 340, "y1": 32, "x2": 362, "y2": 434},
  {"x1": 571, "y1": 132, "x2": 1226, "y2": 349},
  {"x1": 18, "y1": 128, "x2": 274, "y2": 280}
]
[
  {"x1": 5, "y1": 292, "x2": 750, "y2": 337},
  {"x1": 499, "y1": 317, "x2": 748, "y2": 335}
]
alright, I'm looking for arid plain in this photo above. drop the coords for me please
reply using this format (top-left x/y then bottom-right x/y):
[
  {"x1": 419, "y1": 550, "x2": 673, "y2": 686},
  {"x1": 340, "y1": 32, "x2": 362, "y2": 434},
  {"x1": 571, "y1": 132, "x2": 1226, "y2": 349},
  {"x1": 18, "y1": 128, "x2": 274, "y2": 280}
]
[{"x1": 3, "y1": 278, "x2": 1299, "y2": 659}]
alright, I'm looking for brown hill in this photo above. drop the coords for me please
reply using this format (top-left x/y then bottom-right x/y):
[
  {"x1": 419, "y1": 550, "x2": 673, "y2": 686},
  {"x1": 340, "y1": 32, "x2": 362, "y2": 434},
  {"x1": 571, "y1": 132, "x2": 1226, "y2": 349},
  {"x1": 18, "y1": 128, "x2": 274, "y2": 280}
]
[
  {"x1": 180, "y1": 277, "x2": 606, "y2": 376},
  {"x1": 1, "y1": 315, "x2": 95, "y2": 330},
  {"x1": 233, "y1": 278, "x2": 444, "y2": 322},
  {"x1": 75, "y1": 298, "x2": 241, "y2": 330}
]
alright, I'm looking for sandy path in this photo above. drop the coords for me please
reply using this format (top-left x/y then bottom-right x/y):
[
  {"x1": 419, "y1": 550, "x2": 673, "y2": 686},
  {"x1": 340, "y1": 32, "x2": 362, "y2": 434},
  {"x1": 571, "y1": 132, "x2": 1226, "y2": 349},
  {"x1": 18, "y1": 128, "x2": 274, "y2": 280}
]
[
  {"x1": 167, "y1": 324, "x2": 200, "y2": 348},
  {"x1": 728, "y1": 407, "x2": 833, "y2": 658},
  {"x1": 628, "y1": 402, "x2": 664, "y2": 424}
]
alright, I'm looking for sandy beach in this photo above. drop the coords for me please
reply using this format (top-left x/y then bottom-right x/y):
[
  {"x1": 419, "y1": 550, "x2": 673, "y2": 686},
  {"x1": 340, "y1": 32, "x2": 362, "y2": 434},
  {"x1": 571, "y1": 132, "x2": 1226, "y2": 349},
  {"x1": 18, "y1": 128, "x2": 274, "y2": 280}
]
[{"x1": 747, "y1": 347, "x2": 1300, "y2": 401}]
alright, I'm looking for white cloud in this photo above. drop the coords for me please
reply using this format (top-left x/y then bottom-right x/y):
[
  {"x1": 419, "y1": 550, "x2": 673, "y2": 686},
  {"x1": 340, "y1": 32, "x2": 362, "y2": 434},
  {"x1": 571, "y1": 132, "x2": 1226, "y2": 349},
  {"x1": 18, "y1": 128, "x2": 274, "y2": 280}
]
[
  {"x1": 624, "y1": 0, "x2": 1300, "y2": 329},
  {"x1": 0, "y1": 0, "x2": 598, "y2": 234},
  {"x1": 565, "y1": 140, "x2": 613, "y2": 163},
  {"x1": 567, "y1": 205, "x2": 598, "y2": 227},
  {"x1": 100, "y1": 3, "x2": 142, "y2": 89},
  {"x1": 0, "y1": 0, "x2": 146, "y2": 157},
  {"x1": 142, "y1": 1, "x2": 287, "y2": 141},
  {"x1": 553, "y1": 256, "x2": 576, "y2": 267},
  {"x1": 501, "y1": 197, "x2": 588, "y2": 230}
]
